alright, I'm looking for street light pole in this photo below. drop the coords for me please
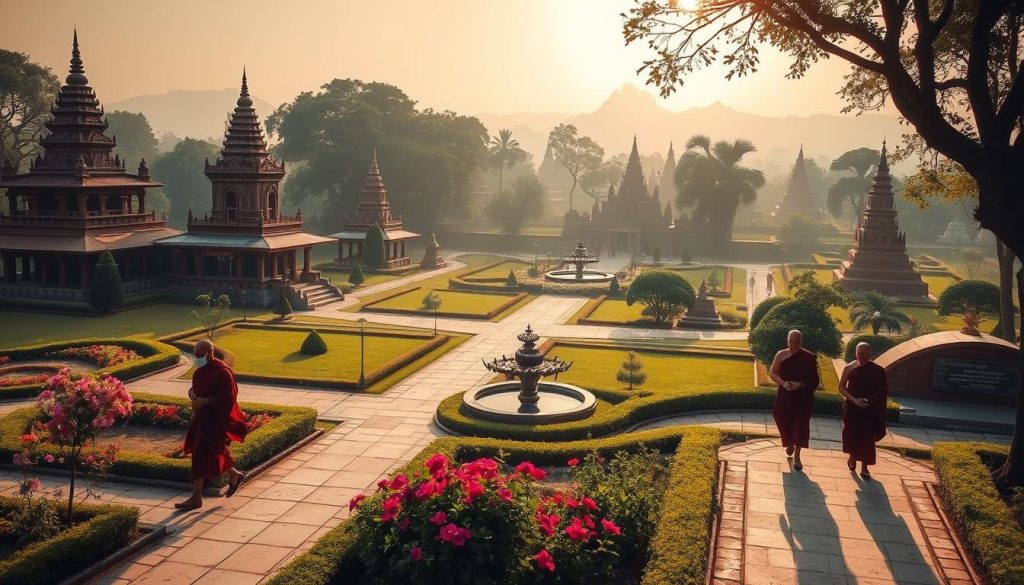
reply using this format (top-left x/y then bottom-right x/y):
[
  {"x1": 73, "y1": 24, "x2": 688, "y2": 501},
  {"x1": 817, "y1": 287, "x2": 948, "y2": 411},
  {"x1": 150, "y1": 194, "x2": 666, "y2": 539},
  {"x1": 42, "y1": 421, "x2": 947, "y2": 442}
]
[
  {"x1": 358, "y1": 317, "x2": 367, "y2": 389},
  {"x1": 533, "y1": 244, "x2": 538, "y2": 269}
]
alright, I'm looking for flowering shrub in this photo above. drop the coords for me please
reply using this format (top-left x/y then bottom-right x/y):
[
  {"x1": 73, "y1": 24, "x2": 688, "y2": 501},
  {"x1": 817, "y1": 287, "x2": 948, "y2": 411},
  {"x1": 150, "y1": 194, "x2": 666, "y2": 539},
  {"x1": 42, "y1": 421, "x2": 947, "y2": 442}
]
[
  {"x1": 35, "y1": 369, "x2": 132, "y2": 523},
  {"x1": 349, "y1": 453, "x2": 627, "y2": 584},
  {"x1": 0, "y1": 374, "x2": 51, "y2": 387},
  {"x1": 46, "y1": 345, "x2": 140, "y2": 368},
  {"x1": 130, "y1": 403, "x2": 191, "y2": 427}
]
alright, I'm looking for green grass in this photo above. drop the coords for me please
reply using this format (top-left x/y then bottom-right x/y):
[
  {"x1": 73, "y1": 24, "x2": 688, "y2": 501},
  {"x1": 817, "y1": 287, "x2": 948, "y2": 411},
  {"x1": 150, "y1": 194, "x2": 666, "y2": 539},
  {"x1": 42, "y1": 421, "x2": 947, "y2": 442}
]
[
  {"x1": 366, "y1": 288, "x2": 520, "y2": 317},
  {"x1": 342, "y1": 254, "x2": 508, "y2": 312},
  {"x1": 0, "y1": 303, "x2": 265, "y2": 347},
  {"x1": 587, "y1": 298, "x2": 648, "y2": 323},
  {"x1": 462, "y1": 260, "x2": 532, "y2": 280},
  {"x1": 547, "y1": 343, "x2": 753, "y2": 395},
  {"x1": 315, "y1": 264, "x2": 412, "y2": 288},
  {"x1": 214, "y1": 328, "x2": 430, "y2": 381}
]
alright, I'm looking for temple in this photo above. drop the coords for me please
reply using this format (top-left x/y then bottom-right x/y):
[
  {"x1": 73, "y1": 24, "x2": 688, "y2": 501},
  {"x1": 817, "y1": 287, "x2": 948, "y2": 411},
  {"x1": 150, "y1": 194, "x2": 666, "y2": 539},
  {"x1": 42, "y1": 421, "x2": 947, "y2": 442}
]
[
  {"x1": 937, "y1": 209, "x2": 972, "y2": 245},
  {"x1": 0, "y1": 32, "x2": 180, "y2": 305},
  {"x1": 155, "y1": 71, "x2": 339, "y2": 308},
  {"x1": 657, "y1": 142, "x2": 676, "y2": 221},
  {"x1": 330, "y1": 153, "x2": 419, "y2": 270},
  {"x1": 565, "y1": 137, "x2": 673, "y2": 255},
  {"x1": 677, "y1": 279, "x2": 724, "y2": 329},
  {"x1": 774, "y1": 146, "x2": 822, "y2": 219},
  {"x1": 834, "y1": 143, "x2": 928, "y2": 297}
]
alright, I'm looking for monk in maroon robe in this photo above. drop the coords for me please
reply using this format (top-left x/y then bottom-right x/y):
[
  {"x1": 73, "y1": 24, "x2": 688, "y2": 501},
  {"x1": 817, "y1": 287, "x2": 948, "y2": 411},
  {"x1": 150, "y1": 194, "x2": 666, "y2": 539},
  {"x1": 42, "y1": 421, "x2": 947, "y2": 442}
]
[
  {"x1": 770, "y1": 330, "x2": 820, "y2": 470},
  {"x1": 176, "y1": 340, "x2": 247, "y2": 510},
  {"x1": 839, "y1": 342, "x2": 888, "y2": 479}
]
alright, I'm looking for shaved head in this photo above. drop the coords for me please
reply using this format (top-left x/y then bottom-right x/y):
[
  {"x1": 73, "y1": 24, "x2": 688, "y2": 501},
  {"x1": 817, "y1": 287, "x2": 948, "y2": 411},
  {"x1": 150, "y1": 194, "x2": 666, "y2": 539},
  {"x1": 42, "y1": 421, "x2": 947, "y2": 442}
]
[
  {"x1": 855, "y1": 342, "x2": 872, "y2": 363},
  {"x1": 194, "y1": 339, "x2": 214, "y2": 358},
  {"x1": 787, "y1": 329, "x2": 803, "y2": 352}
]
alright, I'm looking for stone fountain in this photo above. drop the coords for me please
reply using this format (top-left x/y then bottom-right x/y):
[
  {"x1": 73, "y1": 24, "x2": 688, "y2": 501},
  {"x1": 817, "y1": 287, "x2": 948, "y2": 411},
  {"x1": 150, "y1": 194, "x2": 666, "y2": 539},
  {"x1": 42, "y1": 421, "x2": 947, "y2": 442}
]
[
  {"x1": 544, "y1": 239, "x2": 615, "y2": 283},
  {"x1": 460, "y1": 325, "x2": 596, "y2": 424}
]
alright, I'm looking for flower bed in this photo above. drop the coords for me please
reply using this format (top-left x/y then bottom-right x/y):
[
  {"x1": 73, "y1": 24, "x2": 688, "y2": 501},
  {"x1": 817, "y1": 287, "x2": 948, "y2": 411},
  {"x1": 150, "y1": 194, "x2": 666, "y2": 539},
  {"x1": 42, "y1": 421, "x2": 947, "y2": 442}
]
[
  {"x1": 46, "y1": 344, "x2": 141, "y2": 367},
  {"x1": 0, "y1": 497, "x2": 138, "y2": 585},
  {"x1": 0, "y1": 392, "x2": 316, "y2": 487},
  {"x1": 265, "y1": 426, "x2": 722, "y2": 585},
  {"x1": 933, "y1": 442, "x2": 1024, "y2": 585},
  {"x1": 0, "y1": 338, "x2": 180, "y2": 399}
]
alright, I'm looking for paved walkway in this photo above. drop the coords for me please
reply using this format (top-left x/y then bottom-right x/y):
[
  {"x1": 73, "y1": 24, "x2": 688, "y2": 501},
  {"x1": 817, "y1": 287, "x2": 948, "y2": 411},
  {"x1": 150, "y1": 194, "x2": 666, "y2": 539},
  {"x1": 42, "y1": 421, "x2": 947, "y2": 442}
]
[{"x1": 713, "y1": 439, "x2": 977, "y2": 585}]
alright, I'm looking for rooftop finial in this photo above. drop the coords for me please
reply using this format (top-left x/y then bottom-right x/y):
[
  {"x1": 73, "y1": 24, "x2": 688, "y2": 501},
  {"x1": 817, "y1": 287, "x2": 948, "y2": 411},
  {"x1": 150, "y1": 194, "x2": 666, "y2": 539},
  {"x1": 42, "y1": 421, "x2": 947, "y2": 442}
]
[
  {"x1": 878, "y1": 139, "x2": 889, "y2": 172},
  {"x1": 371, "y1": 148, "x2": 379, "y2": 171},
  {"x1": 67, "y1": 28, "x2": 88, "y2": 85},
  {"x1": 237, "y1": 67, "x2": 253, "y2": 108}
]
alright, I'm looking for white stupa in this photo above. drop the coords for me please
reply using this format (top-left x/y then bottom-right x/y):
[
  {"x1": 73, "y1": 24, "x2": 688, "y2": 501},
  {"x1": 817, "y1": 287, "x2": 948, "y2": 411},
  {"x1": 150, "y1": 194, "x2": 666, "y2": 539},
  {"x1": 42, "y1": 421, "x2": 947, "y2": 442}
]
[{"x1": 938, "y1": 209, "x2": 973, "y2": 244}]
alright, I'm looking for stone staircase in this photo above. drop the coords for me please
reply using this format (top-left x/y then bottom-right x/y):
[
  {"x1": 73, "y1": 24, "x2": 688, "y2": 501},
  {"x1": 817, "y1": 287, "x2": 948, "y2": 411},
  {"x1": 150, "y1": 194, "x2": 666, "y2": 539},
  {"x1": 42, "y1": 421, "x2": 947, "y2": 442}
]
[{"x1": 287, "y1": 272, "x2": 344, "y2": 310}]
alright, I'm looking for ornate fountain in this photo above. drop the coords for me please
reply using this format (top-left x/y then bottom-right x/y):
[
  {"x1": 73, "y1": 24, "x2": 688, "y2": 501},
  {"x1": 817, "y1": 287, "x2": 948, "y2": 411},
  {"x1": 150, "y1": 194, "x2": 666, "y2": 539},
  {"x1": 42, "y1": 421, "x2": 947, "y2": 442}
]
[
  {"x1": 543, "y1": 239, "x2": 615, "y2": 283},
  {"x1": 460, "y1": 325, "x2": 596, "y2": 424}
]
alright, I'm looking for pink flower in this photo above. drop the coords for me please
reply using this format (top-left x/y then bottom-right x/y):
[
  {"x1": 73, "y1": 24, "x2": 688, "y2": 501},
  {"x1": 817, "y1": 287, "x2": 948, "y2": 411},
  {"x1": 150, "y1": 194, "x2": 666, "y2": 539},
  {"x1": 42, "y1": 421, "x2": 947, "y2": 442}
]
[
  {"x1": 581, "y1": 497, "x2": 598, "y2": 512},
  {"x1": 390, "y1": 474, "x2": 409, "y2": 491},
  {"x1": 414, "y1": 477, "x2": 447, "y2": 500},
  {"x1": 565, "y1": 496, "x2": 579, "y2": 509},
  {"x1": 436, "y1": 523, "x2": 471, "y2": 546},
  {"x1": 536, "y1": 512, "x2": 561, "y2": 538},
  {"x1": 410, "y1": 545, "x2": 423, "y2": 561},
  {"x1": 535, "y1": 549, "x2": 556, "y2": 572},
  {"x1": 348, "y1": 494, "x2": 366, "y2": 512},
  {"x1": 515, "y1": 461, "x2": 547, "y2": 481},
  {"x1": 425, "y1": 453, "x2": 450, "y2": 477},
  {"x1": 429, "y1": 511, "x2": 448, "y2": 526},
  {"x1": 19, "y1": 434, "x2": 37, "y2": 444},
  {"x1": 564, "y1": 517, "x2": 592, "y2": 542},
  {"x1": 461, "y1": 479, "x2": 484, "y2": 503},
  {"x1": 601, "y1": 518, "x2": 622, "y2": 536},
  {"x1": 43, "y1": 454, "x2": 55, "y2": 464},
  {"x1": 567, "y1": 458, "x2": 580, "y2": 467},
  {"x1": 497, "y1": 487, "x2": 513, "y2": 502}
]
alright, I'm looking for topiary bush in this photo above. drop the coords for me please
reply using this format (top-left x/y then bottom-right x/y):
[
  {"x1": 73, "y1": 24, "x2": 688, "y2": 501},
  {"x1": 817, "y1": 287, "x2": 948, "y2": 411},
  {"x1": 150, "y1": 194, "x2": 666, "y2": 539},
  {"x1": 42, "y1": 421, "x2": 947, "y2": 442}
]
[
  {"x1": 274, "y1": 291, "x2": 293, "y2": 319},
  {"x1": 300, "y1": 330, "x2": 328, "y2": 355},
  {"x1": 349, "y1": 263, "x2": 366, "y2": 286},
  {"x1": 625, "y1": 270, "x2": 696, "y2": 325},
  {"x1": 843, "y1": 333, "x2": 899, "y2": 362},
  {"x1": 718, "y1": 310, "x2": 748, "y2": 329},
  {"x1": 363, "y1": 224, "x2": 387, "y2": 269},
  {"x1": 609, "y1": 276, "x2": 621, "y2": 296},
  {"x1": 748, "y1": 299, "x2": 842, "y2": 365},
  {"x1": 937, "y1": 279, "x2": 1001, "y2": 334},
  {"x1": 88, "y1": 250, "x2": 124, "y2": 313},
  {"x1": 505, "y1": 269, "x2": 518, "y2": 288},
  {"x1": 749, "y1": 296, "x2": 787, "y2": 330}
]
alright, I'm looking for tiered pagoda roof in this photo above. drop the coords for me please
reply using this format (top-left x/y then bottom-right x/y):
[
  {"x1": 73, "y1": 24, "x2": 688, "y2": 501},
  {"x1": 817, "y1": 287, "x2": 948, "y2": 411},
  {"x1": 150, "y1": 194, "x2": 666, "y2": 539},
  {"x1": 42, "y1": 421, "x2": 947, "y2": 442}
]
[
  {"x1": 331, "y1": 152, "x2": 418, "y2": 241},
  {"x1": 203, "y1": 70, "x2": 285, "y2": 180},
  {"x1": 776, "y1": 146, "x2": 821, "y2": 216},
  {"x1": 591, "y1": 137, "x2": 666, "y2": 230},
  {"x1": 612, "y1": 137, "x2": 651, "y2": 201}
]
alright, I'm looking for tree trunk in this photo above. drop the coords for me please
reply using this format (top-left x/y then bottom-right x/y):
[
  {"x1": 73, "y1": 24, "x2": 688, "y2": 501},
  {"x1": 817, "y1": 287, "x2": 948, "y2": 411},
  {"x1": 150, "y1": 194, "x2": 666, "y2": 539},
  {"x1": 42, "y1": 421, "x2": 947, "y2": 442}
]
[
  {"x1": 996, "y1": 239, "x2": 1017, "y2": 342},
  {"x1": 568, "y1": 178, "x2": 577, "y2": 213},
  {"x1": 997, "y1": 264, "x2": 1024, "y2": 487},
  {"x1": 67, "y1": 456, "x2": 76, "y2": 527}
]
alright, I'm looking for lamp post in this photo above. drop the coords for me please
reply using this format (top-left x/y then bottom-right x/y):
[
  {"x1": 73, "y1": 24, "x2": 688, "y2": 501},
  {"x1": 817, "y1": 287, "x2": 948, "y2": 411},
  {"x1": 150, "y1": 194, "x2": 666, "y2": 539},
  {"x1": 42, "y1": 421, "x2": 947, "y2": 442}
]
[
  {"x1": 240, "y1": 289, "x2": 248, "y2": 322},
  {"x1": 533, "y1": 243, "x2": 538, "y2": 269},
  {"x1": 358, "y1": 317, "x2": 367, "y2": 389}
]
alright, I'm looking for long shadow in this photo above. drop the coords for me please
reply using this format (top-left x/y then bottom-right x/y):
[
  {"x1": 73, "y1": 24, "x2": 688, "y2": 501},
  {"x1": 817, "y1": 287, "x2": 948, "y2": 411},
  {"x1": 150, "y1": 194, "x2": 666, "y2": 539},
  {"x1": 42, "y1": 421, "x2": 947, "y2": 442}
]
[
  {"x1": 855, "y1": 479, "x2": 940, "y2": 585},
  {"x1": 779, "y1": 470, "x2": 854, "y2": 584},
  {"x1": 281, "y1": 351, "x2": 318, "y2": 363}
]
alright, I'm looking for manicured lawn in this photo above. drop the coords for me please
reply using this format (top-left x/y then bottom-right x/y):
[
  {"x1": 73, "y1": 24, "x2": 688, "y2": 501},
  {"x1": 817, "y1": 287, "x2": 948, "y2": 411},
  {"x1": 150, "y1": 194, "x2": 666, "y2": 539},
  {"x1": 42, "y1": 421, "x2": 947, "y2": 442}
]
[
  {"x1": 463, "y1": 259, "x2": 532, "y2": 280},
  {"x1": 213, "y1": 327, "x2": 428, "y2": 382},
  {"x1": 0, "y1": 303, "x2": 265, "y2": 347},
  {"x1": 586, "y1": 298, "x2": 648, "y2": 323},
  {"x1": 921, "y1": 273, "x2": 960, "y2": 296},
  {"x1": 366, "y1": 288, "x2": 524, "y2": 318},
  {"x1": 315, "y1": 264, "x2": 411, "y2": 288},
  {"x1": 546, "y1": 343, "x2": 753, "y2": 394}
]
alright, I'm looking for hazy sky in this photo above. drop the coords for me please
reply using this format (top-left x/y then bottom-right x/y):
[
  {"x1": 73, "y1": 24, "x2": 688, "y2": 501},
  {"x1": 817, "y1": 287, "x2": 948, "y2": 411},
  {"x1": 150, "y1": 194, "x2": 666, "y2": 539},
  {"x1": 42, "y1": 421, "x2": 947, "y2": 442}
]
[{"x1": 1, "y1": 0, "x2": 864, "y2": 116}]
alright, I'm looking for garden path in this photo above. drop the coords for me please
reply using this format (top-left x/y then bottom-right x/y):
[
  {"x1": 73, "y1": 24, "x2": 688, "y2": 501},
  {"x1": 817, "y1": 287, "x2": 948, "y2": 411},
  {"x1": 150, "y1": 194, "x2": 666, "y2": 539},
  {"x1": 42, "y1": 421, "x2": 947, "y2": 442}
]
[{"x1": 712, "y1": 438, "x2": 977, "y2": 585}]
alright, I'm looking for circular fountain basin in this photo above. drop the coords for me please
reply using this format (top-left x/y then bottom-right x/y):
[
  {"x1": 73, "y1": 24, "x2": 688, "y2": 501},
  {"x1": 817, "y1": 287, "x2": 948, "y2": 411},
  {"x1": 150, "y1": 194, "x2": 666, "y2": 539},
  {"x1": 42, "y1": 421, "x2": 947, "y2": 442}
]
[
  {"x1": 543, "y1": 269, "x2": 615, "y2": 283},
  {"x1": 461, "y1": 381, "x2": 597, "y2": 424}
]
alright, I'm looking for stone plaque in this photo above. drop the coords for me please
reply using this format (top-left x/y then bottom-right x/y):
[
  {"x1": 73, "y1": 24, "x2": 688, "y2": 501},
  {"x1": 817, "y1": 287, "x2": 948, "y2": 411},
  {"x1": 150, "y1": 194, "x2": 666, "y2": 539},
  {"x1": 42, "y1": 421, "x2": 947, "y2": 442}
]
[{"x1": 932, "y1": 357, "x2": 1019, "y2": 396}]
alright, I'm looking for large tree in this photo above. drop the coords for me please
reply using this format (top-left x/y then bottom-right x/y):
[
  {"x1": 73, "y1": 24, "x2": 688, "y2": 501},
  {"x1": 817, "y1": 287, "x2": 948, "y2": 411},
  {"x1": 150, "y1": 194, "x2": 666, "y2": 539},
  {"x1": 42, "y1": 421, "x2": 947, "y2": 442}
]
[
  {"x1": 106, "y1": 110, "x2": 159, "y2": 170},
  {"x1": 486, "y1": 172, "x2": 546, "y2": 234},
  {"x1": 675, "y1": 135, "x2": 765, "y2": 245},
  {"x1": 827, "y1": 148, "x2": 879, "y2": 222},
  {"x1": 266, "y1": 79, "x2": 487, "y2": 233},
  {"x1": 622, "y1": 0, "x2": 1024, "y2": 483},
  {"x1": 150, "y1": 138, "x2": 219, "y2": 228},
  {"x1": 548, "y1": 124, "x2": 604, "y2": 212},
  {"x1": 0, "y1": 49, "x2": 59, "y2": 172},
  {"x1": 487, "y1": 129, "x2": 527, "y2": 197}
]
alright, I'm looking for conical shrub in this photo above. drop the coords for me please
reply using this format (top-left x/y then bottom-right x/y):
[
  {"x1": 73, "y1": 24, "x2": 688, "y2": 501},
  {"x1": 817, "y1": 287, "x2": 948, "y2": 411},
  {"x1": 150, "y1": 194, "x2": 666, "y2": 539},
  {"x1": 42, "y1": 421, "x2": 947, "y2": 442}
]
[
  {"x1": 275, "y1": 291, "x2": 293, "y2": 319},
  {"x1": 349, "y1": 263, "x2": 366, "y2": 285},
  {"x1": 89, "y1": 250, "x2": 124, "y2": 312},
  {"x1": 300, "y1": 330, "x2": 328, "y2": 355}
]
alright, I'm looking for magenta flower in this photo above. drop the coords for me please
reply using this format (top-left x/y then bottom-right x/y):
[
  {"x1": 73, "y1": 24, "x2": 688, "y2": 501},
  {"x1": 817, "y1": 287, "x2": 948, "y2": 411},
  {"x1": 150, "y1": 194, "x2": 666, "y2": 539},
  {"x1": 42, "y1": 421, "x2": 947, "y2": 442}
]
[
  {"x1": 410, "y1": 545, "x2": 423, "y2": 561},
  {"x1": 348, "y1": 493, "x2": 366, "y2": 512},
  {"x1": 429, "y1": 510, "x2": 448, "y2": 526},
  {"x1": 535, "y1": 549, "x2": 556, "y2": 572},
  {"x1": 436, "y1": 523, "x2": 471, "y2": 546},
  {"x1": 601, "y1": 518, "x2": 622, "y2": 535}
]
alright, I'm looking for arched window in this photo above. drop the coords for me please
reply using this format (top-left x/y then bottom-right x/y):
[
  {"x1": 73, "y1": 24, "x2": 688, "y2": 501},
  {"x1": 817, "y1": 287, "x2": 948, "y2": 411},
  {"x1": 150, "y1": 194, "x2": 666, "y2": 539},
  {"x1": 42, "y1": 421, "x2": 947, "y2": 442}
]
[
  {"x1": 225, "y1": 191, "x2": 238, "y2": 221},
  {"x1": 267, "y1": 190, "x2": 279, "y2": 220}
]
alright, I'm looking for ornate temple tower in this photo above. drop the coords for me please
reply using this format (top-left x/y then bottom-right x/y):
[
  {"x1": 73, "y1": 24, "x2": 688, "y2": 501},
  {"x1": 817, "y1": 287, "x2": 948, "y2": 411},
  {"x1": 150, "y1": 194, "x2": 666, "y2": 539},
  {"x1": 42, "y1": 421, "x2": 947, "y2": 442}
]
[
  {"x1": 0, "y1": 31, "x2": 179, "y2": 300},
  {"x1": 937, "y1": 208, "x2": 973, "y2": 245},
  {"x1": 834, "y1": 143, "x2": 928, "y2": 297},
  {"x1": 657, "y1": 142, "x2": 677, "y2": 219},
  {"x1": 330, "y1": 152, "x2": 419, "y2": 270},
  {"x1": 775, "y1": 146, "x2": 822, "y2": 218}
]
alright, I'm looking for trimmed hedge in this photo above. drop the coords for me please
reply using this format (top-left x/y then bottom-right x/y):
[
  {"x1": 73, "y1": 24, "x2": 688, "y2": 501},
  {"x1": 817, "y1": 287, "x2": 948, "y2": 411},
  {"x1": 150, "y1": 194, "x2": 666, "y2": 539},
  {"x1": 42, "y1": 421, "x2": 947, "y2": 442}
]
[
  {"x1": 0, "y1": 498, "x2": 138, "y2": 585},
  {"x1": 843, "y1": 333, "x2": 899, "y2": 362},
  {"x1": 0, "y1": 338, "x2": 181, "y2": 398},
  {"x1": 933, "y1": 442, "x2": 1024, "y2": 585},
  {"x1": 266, "y1": 427, "x2": 721, "y2": 585},
  {"x1": 0, "y1": 392, "x2": 317, "y2": 486}
]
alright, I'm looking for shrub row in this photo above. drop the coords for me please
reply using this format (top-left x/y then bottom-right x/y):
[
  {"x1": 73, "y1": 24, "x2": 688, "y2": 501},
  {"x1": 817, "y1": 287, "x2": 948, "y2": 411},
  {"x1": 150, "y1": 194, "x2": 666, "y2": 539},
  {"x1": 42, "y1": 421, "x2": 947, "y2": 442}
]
[
  {"x1": 0, "y1": 338, "x2": 181, "y2": 398},
  {"x1": 0, "y1": 498, "x2": 139, "y2": 585},
  {"x1": 234, "y1": 321, "x2": 436, "y2": 341},
  {"x1": 266, "y1": 427, "x2": 722, "y2": 585},
  {"x1": 0, "y1": 392, "x2": 317, "y2": 486},
  {"x1": 933, "y1": 442, "x2": 1024, "y2": 585},
  {"x1": 843, "y1": 333, "x2": 900, "y2": 362}
]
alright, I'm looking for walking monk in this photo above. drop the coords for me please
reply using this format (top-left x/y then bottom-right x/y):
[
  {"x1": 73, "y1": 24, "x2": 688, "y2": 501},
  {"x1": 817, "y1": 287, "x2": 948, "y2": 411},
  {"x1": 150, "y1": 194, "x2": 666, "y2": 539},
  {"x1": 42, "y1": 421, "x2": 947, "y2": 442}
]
[
  {"x1": 838, "y1": 342, "x2": 888, "y2": 479},
  {"x1": 175, "y1": 339, "x2": 247, "y2": 510},
  {"x1": 769, "y1": 330, "x2": 820, "y2": 470}
]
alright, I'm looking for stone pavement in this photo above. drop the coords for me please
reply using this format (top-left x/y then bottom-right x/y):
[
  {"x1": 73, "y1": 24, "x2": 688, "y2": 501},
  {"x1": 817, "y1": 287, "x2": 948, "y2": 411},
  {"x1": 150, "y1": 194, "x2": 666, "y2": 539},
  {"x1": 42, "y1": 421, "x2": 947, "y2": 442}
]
[
  {"x1": 713, "y1": 439, "x2": 976, "y2": 585},
  {"x1": 635, "y1": 411, "x2": 1011, "y2": 448}
]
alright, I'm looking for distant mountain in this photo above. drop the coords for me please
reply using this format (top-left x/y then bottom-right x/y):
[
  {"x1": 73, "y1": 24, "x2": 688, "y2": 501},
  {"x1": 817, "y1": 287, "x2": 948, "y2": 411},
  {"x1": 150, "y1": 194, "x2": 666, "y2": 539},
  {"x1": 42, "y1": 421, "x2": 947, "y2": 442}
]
[
  {"x1": 476, "y1": 84, "x2": 907, "y2": 177},
  {"x1": 107, "y1": 89, "x2": 278, "y2": 141}
]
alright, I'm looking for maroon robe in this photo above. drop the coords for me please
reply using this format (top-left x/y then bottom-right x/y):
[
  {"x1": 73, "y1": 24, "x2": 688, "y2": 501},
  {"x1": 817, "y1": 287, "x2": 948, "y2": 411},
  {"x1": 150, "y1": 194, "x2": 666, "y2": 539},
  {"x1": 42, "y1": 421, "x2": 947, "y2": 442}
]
[
  {"x1": 772, "y1": 348, "x2": 820, "y2": 449},
  {"x1": 183, "y1": 357, "x2": 247, "y2": 480},
  {"x1": 841, "y1": 361, "x2": 888, "y2": 465}
]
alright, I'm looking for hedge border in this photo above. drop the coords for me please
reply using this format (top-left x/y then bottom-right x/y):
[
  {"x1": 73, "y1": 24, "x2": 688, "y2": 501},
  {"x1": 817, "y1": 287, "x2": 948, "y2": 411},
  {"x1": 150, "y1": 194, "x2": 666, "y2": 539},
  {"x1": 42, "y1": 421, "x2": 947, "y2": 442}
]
[
  {"x1": 0, "y1": 338, "x2": 181, "y2": 399},
  {"x1": 0, "y1": 391, "x2": 317, "y2": 486},
  {"x1": 0, "y1": 497, "x2": 139, "y2": 585},
  {"x1": 458, "y1": 259, "x2": 532, "y2": 283},
  {"x1": 361, "y1": 287, "x2": 529, "y2": 321},
  {"x1": 266, "y1": 426, "x2": 722, "y2": 585},
  {"x1": 933, "y1": 442, "x2": 1024, "y2": 585}
]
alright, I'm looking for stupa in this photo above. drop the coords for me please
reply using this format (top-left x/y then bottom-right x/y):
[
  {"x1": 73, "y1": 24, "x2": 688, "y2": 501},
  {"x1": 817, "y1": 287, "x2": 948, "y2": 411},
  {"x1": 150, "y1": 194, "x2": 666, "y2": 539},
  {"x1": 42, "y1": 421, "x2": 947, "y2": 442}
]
[
  {"x1": 677, "y1": 279, "x2": 724, "y2": 329},
  {"x1": 938, "y1": 209, "x2": 973, "y2": 244},
  {"x1": 834, "y1": 143, "x2": 928, "y2": 297},
  {"x1": 419, "y1": 233, "x2": 447, "y2": 269},
  {"x1": 774, "y1": 146, "x2": 822, "y2": 219}
]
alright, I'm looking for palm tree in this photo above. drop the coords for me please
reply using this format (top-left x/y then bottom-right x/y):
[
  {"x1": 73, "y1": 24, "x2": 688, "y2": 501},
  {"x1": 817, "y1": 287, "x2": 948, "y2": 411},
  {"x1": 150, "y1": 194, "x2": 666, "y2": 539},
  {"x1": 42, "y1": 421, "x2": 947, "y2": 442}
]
[
  {"x1": 675, "y1": 135, "x2": 765, "y2": 245},
  {"x1": 488, "y1": 129, "x2": 526, "y2": 197},
  {"x1": 827, "y1": 148, "x2": 880, "y2": 225},
  {"x1": 849, "y1": 291, "x2": 912, "y2": 335}
]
